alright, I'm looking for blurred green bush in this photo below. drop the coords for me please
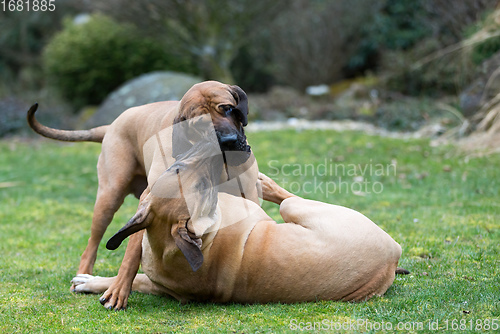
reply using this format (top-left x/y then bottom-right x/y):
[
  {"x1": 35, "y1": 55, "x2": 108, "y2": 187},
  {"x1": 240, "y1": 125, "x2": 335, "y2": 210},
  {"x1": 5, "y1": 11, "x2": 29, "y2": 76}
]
[
  {"x1": 472, "y1": 36, "x2": 500, "y2": 65},
  {"x1": 465, "y1": 12, "x2": 500, "y2": 65},
  {"x1": 345, "y1": 0, "x2": 430, "y2": 77},
  {"x1": 43, "y1": 14, "x2": 192, "y2": 109},
  {"x1": 349, "y1": 0, "x2": 497, "y2": 97},
  {"x1": 380, "y1": 38, "x2": 476, "y2": 96},
  {"x1": 378, "y1": 5, "x2": 499, "y2": 97}
]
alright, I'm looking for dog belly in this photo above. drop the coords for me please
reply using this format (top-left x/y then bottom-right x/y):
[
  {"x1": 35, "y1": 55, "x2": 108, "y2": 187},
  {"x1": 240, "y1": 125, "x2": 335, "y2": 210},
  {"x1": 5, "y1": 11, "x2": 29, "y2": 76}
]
[{"x1": 232, "y1": 220, "x2": 401, "y2": 303}]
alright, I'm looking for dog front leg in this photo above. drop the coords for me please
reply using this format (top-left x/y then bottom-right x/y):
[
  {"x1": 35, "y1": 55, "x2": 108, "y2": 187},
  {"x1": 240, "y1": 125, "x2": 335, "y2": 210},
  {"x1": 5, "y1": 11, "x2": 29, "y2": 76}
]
[{"x1": 98, "y1": 230, "x2": 144, "y2": 310}]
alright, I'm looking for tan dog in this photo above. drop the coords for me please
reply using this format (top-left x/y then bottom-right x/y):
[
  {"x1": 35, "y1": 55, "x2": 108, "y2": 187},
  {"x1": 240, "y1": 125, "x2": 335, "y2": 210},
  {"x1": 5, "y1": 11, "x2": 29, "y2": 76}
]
[
  {"x1": 27, "y1": 81, "x2": 252, "y2": 287},
  {"x1": 70, "y1": 135, "x2": 405, "y2": 310}
]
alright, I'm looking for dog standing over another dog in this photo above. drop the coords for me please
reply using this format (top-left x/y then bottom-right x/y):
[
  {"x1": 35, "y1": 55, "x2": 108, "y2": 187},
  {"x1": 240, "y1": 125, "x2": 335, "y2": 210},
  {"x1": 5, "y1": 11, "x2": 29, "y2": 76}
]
[
  {"x1": 28, "y1": 81, "x2": 407, "y2": 310},
  {"x1": 28, "y1": 81, "x2": 252, "y2": 280}
]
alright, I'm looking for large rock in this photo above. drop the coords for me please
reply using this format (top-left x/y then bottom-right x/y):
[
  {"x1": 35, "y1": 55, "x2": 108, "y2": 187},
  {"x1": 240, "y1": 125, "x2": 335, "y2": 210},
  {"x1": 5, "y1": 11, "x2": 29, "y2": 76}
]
[
  {"x1": 84, "y1": 71, "x2": 202, "y2": 127},
  {"x1": 0, "y1": 97, "x2": 30, "y2": 137}
]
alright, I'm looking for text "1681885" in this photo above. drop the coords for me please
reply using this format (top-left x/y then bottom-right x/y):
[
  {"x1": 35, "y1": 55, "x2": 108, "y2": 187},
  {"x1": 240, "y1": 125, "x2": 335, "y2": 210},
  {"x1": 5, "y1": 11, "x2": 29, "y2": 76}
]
[{"x1": 1, "y1": 0, "x2": 55, "y2": 12}]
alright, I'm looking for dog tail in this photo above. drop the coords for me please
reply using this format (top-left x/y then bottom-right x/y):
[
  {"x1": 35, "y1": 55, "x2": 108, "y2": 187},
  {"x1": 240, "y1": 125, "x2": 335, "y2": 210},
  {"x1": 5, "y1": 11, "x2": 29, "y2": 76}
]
[
  {"x1": 27, "y1": 103, "x2": 108, "y2": 143},
  {"x1": 395, "y1": 267, "x2": 410, "y2": 275}
]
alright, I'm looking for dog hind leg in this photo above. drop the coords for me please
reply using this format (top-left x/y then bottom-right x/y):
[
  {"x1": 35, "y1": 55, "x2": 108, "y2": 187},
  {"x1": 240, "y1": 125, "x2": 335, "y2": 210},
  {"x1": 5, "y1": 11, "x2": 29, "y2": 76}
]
[
  {"x1": 258, "y1": 173, "x2": 296, "y2": 205},
  {"x1": 258, "y1": 173, "x2": 323, "y2": 230},
  {"x1": 76, "y1": 147, "x2": 142, "y2": 277},
  {"x1": 76, "y1": 186, "x2": 129, "y2": 276}
]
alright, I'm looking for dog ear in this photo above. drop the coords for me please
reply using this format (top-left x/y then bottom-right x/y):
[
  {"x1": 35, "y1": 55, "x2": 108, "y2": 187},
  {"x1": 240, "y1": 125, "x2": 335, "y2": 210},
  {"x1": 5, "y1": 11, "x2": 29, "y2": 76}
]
[
  {"x1": 106, "y1": 201, "x2": 152, "y2": 250},
  {"x1": 230, "y1": 85, "x2": 248, "y2": 126},
  {"x1": 172, "y1": 223, "x2": 204, "y2": 272}
]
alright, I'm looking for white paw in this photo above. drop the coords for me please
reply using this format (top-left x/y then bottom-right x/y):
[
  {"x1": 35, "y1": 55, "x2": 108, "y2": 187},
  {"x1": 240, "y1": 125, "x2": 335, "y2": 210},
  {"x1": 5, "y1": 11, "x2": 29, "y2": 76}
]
[{"x1": 71, "y1": 274, "x2": 101, "y2": 293}]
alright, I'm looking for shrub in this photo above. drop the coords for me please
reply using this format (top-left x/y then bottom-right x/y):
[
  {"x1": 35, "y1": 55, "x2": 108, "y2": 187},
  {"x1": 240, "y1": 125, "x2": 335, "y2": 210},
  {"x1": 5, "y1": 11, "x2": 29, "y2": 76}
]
[
  {"x1": 471, "y1": 36, "x2": 500, "y2": 65},
  {"x1": 344, "y1": 0, "x2": 430, "y2": 77},
  {"x1": 0, "y1": 1, "x2": 85, "y2": 94},
  {"x1": 380, "y1": 5, "x2": 500, "y2": 97},
  {"x1": 379, "y1": 38, "x2": 477, "y2": 96},
  {"x1": 345, "y1": 0, "x2": 498, "y2": 79},
  {"x1": 465, "y1": 10, "x2": 500, "y2": 65},
  {"x1": 267, "y1": 0, "x2": 375, "y2": 90},
  {"x1": 43, "y1": 14, "x2": 192, "y2": 109}
]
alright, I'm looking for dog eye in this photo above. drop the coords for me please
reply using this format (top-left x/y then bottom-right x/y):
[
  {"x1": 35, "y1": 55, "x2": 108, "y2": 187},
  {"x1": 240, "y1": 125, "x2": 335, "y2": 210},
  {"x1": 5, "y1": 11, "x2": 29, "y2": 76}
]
[
  {"x1": 220, "y1": 105, "x2": 243, "y2": 124},
  {"x1": 224, "y1": 106, "x2": 233, "y2": 117},
  {"x1": 221, "y1": 105, "x2": 235, "y2": 117}
]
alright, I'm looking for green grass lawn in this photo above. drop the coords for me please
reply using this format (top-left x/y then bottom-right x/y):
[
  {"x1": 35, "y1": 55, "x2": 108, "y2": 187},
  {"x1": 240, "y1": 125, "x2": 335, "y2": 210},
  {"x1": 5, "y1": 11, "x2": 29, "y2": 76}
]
[{"x1": 1, "y1": 130, "x2": 499, "y2": 333}]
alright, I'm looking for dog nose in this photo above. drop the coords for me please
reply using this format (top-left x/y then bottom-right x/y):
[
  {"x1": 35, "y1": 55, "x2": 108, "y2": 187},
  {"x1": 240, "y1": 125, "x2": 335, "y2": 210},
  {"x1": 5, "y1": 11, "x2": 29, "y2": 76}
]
[{"x1": 219, "y1": 133, "x2": 238, "y2": 147}]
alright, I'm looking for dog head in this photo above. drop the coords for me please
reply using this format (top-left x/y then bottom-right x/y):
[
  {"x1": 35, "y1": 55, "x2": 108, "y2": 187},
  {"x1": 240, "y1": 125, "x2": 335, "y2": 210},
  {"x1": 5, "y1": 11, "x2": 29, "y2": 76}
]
[
  {"x1": 107, "y1": 136, "x2": 226, "y2": 272},
  {"x1": 106, "y1": 137, "x2": 259, "y2": 272},
  {"x1": 173, "y1": 81, "x2": 251, "y2": 166}
]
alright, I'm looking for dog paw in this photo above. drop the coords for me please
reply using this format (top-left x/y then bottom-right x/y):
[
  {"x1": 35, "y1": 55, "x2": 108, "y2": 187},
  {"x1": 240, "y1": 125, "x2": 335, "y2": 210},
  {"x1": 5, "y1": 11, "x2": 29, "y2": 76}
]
[
  {"x1": 99, "y1": 286, "x2": 130, "y2": 311},
  {"x1": 258, "y1": 173, "x2": 294, "y2": 204},
  {"x1": 258, "y1": 172, "x2": 274, "y2": 184},
  {"x1": 258, "y1": 172, "x2": 277, "y2": 193},
  {"x1": 71, "y1": 274, "x2": 101, "y2": 293}
]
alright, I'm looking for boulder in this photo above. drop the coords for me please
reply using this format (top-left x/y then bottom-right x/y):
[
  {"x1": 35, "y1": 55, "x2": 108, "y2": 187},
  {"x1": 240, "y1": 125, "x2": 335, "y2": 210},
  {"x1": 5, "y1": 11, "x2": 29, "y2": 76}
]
[
  {"x1": 84, "y1": 71, "x2": 202, "y2": 127},
  {"x1": 0, "y1": 97, "x2": 30, "y2": 137}
]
